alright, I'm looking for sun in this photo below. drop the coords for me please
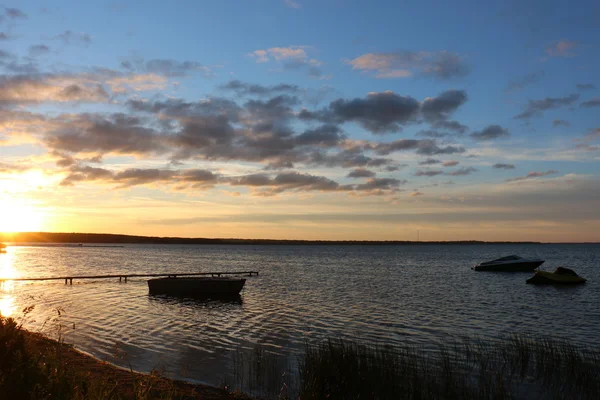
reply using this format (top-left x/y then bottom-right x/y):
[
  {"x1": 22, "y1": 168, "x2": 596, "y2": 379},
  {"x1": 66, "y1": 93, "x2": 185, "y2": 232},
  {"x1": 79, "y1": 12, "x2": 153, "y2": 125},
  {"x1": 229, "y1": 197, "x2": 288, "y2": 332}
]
[{"x1": 0, "y1": 197, "x2": 45, "y2": 233}]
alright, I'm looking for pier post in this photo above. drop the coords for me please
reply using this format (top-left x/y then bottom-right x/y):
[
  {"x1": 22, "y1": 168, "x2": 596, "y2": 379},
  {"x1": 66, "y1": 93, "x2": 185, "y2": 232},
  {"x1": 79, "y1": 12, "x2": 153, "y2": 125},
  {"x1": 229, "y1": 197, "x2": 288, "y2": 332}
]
[{"x1": 69, "y1": 278, "x2": 73, "y2": 285}]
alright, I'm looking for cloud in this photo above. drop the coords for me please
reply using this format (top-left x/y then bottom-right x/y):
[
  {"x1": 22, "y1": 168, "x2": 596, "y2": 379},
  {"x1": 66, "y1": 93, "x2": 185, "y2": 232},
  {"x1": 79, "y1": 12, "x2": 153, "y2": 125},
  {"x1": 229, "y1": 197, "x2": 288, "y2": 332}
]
[
  {"x1": 410, "y1": 191, "x2": 424, "y2": 197},
  {"x1": 347, "y1": 168, "x2": 376, "y2": 178},
  {"x1": 0, "y1": 32, "x2": 12, "y2": 40},
  {"x1": 415, "y1": 169, "x2": 443, "y2": 177},
  {"x1": 45, "y1": 113, "x2": 166, "y2": 157},
  {"x1": 371, "y1": 138, "x2": 465, "y2": 156},
  {"x1": 122, "y1": 57, "x2": 211, "y2": 77},
  {"x1": 446, "y1": 166, "x2": 476, "y2": 176},
  {"x1": 61, "y1": 166, "x2": 218, "y2": 188},
  {"x1": 28, "y1": 45, "x2": 50, "y2": 57},
  {"x1": 5, "y1": 7, "x2": 27, "y2": 19},
  {"x1": 442, "y1": 160, "x2": 459, "y2": 167},
  {"x1": 284, "y1": 0, "x2": 301, "y2": 9},
  {"x1": 506, "y1": 170, "x2": 558, "y2": 182},
  {"x1": 493, "y1": 163, "x2": 515, "y2": 169},
  {"x1": 220, "y1": 80, "x2": 299, "y2": 96},
  {"x1": 580, "y1": 98, "x2": 600, "y2": 108},
  {"x1": 250, "y1": 46, "x2": 324, "y2": 78},
  {"x1": 505, "y1": 71, "x2": 544, "y2": 92},
  {"x1": 418, "y1": 158, "x2": 441, "y2": 165},
  {"x1": 470, "y1": 124, "x2": 509, "y2": 141},
  {"x1": 300, "y1": 89, "x2": 467, "y2": 134},
  {"x1": 0, "y1": 74, "x2": 110, "y2": 105},
  {"x1": 55, "y1": 30, "x2": 92, "y2": 45},
  {"x1": 295, "y1": 125, "x2": 344, "y2": 147},
  {"x1": 347, "y1": 50, "x2": 469, "y2": 80},
  {"x1": 576, "y1": 83, "x2": 596, "y2": 91},
  {"x1": 552, "y1": 119, "x2": 570, "y2": 127},
  {"x1": 430, "y1": 120, "x2": 468, "y2": 134},
  {"x1": 514, "y1": 93, "x2": 580, "y2": 119},
  {"x1": 300, "y1": 90, "x2": 420, "y2": 133},
  {"x1": 106, "y1": 73, "x2": 168, "y2": 93},
  {"x1": 545, "y1": 40, "x2": 577, "y2": 57},
  {"x1": 421, "y1": 90, "x2": 468, "y2": 122}
]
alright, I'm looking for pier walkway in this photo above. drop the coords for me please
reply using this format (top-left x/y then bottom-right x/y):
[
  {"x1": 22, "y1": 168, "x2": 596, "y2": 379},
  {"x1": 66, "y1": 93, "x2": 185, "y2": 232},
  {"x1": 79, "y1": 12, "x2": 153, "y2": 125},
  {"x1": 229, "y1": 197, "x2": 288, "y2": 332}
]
[{"x1": 0, "y1": 271, "x2": 259, "y2": 285}]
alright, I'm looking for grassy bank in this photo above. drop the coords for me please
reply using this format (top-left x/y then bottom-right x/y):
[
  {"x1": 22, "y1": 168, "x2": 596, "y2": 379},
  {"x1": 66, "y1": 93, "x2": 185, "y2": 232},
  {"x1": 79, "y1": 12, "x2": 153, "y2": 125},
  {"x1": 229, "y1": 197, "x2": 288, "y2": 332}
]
[
  {"x1": 0, "y1": 315, "x2": 248, "y2": 399},
  {"x1": 4, "y1": 313, "x2": 600, "y2": 399},
  {"x1": 230, "y1": 336, "x2": 600, "y2": 399}
]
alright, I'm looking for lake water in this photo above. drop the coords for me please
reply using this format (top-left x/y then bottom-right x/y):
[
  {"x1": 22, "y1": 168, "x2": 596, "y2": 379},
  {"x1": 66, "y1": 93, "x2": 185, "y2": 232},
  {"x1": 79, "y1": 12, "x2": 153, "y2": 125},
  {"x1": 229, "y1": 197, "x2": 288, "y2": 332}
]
[{"x1": 1, "y1": 244, "x2": 599, "y2": 387}]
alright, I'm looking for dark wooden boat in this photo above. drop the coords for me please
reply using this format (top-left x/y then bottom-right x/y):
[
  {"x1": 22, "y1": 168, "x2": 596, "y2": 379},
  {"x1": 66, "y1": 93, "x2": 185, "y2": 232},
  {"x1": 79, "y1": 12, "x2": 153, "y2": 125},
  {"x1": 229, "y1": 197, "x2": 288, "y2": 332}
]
[{"x1": 147, "y1": 277, "x2": 246, "y2": 297}]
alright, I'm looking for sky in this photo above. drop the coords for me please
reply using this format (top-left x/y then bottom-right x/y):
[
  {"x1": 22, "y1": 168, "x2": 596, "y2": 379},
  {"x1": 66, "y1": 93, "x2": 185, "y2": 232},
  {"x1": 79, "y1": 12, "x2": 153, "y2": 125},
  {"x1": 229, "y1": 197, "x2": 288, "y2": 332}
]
[{"x1": 0, "y1": 0, "x2": 599, "y2": 242}]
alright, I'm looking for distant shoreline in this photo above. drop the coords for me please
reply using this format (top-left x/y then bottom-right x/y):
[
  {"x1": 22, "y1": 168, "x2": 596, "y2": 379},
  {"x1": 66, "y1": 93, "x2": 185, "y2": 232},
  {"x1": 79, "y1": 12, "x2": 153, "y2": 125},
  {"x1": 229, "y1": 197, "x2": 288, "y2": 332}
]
[{"x1": 1, "y1": 232, "x2": 597, "y2": 245}]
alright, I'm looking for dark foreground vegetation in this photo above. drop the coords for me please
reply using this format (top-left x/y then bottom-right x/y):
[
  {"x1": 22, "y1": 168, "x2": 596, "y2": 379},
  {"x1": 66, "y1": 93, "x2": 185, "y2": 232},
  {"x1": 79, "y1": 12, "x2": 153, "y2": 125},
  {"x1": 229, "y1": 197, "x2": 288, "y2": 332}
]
[
  {"x1": 230, "y1": 336, "x2": 600, "y2": 399},
  {"x1": 3, "y1": 313, "x2": 600, "y2": 399},
  {"x1": 1, "y1": 232, "x2": 541, "y2": 245},
  {"x1": 0, "y1": 315, "x2": 247, "y2": 399}
]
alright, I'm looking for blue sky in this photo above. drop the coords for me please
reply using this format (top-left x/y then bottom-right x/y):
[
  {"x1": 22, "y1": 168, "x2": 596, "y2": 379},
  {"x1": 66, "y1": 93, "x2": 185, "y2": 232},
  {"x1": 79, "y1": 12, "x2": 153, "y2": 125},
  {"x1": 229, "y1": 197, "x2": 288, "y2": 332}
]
[{"x1": 0, "y1": 0, "x2": 599, "y2": 241}]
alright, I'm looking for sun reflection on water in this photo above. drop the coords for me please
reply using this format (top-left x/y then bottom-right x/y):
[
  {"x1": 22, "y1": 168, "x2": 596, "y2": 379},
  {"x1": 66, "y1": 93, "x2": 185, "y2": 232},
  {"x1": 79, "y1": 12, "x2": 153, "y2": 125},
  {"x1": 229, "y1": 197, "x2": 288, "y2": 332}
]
[{"x1": 0, "y1": 249, "x2": 18, "y2": 317}]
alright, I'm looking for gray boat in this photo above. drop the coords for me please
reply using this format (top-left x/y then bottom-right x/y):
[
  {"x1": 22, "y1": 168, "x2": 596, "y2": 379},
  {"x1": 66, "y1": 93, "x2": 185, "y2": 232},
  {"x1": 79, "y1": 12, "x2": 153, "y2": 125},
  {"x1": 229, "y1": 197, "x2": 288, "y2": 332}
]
[{"x1": 147, "y1": 276, "x2": 246, "y2": 297}]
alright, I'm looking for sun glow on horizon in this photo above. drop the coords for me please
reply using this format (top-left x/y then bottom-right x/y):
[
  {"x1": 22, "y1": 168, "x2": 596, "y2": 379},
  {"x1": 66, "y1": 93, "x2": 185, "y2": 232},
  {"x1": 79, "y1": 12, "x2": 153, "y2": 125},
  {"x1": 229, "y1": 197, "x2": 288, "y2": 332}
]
[{"x1": 0, "y1": 197, "x2": 46, "y2": 233}]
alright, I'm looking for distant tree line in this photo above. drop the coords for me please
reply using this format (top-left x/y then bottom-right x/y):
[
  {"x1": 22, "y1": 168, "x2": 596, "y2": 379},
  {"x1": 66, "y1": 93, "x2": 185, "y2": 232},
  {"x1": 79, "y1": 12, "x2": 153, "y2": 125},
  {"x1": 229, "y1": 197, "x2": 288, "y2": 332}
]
[{"x1": 0, "y1": 232, "x2": 544, "y2": 245}]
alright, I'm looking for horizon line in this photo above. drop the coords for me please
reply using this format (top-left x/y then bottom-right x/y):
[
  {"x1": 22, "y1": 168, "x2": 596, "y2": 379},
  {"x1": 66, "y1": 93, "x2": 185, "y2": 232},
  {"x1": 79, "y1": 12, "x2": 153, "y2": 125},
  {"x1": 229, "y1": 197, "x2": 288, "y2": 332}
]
[{"x1": 1, "y1": 232, "x2": 598, "y2": 245}]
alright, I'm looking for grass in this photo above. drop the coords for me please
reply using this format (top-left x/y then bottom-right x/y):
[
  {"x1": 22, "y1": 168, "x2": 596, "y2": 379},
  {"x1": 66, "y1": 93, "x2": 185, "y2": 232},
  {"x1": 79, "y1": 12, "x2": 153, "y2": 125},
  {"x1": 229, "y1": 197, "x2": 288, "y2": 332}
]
[
  {"x1": 4, "y1": 308, "x2": 600, "y2": 399},
  {"x1": 0, "y1": 313, "x2": 248, "y2": 399},
  {"x1": 229, "y1": 335, "x2": 600, "y2": 399}
]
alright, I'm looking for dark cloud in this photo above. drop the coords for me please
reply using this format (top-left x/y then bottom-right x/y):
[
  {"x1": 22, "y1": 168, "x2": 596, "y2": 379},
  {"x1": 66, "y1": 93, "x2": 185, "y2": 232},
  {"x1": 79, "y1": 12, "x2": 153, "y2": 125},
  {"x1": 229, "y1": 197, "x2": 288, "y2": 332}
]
[
  {"x1": 576, "y1": 83, "x2": 596, "y2": 91},
  {"x1": 506, "y1": 170, "x2": 558, "y2": 182},
  {"x1": 295, "y1": 125, "x2": 344, "y2": 147},
  {"x1": 328, "y1": 91, "x2": 420, "y2": 133},
  {"x1": 28, "y1": 45, "x2": 50, "y2": 57},
  {"x1": 493, "y1": 163, "x2": 515, "y2": 169},
  {"x1": 446, "y1": 166, "x2": 476, "y2": 176},
  {"x1": 347, "y1": 50, "x2": 469, "y2": 80},
  {"x1": 5, "y1": 8, "x2": 27, "y2": 19},
  {"x1": 61, "y1": 166, "x2": 218, "y2": 188},
  {"x1": 580, "y1": 98, "x2": 600, "y2": 108},
  {"x1": 121, "y1": 57, "x2": 209, "y2": 77},
  {"x1": 505, "y1": 71, "x2": 544, "y2": 92},
  {"x1": 415, "y1": 169, "x2": 443, "y2": 177},
  {"x1": 514, "y1": 94, "x2": 580, "y2": 119},
  {"x1": 301, "y1": 89, "x2": 468, "y2": 134},
  {"x1": 220, "y1": 80, "x2": 299, "y2": 96},
  {"x1": 442, "y1": 160, "x2": 459, "y2": 167},
  {"x1": 55, "y1": 30, "x2": 92, "y2": 45},
  {"x1": 0, "y1": 32, "x2": 11, "y2": 40},
  {"x1": 552, "y1": 119, "x2": 570, "y2": 127},
  {"x1": 470, "y1": 125, "x2": 509, "y2": 141},
  {"x1": 347, "y1": 168, "x2": 376, "y2": 178},
  {"x1": 46, "y1": 113, "x2": 166, "y2": 156},
  {"x1": 430, "y1": 120, "x2": 468, "y2": 134},
  {"x1": 344, "y1": 177, "x2": 406, "y2": 192},
  {"x1": 421, "y1": 90, "x2": 468, "y2": 122},
  {"x1": 418, "y1": 158, "x2": 441, "y2": 165}
]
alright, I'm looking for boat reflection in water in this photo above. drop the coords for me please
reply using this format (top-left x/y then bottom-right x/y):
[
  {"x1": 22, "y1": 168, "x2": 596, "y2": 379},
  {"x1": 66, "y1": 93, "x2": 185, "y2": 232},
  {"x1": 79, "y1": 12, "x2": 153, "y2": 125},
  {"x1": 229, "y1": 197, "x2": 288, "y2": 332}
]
[{"x1": 148, "y1": 292, "x2": 243, "y2": 306}]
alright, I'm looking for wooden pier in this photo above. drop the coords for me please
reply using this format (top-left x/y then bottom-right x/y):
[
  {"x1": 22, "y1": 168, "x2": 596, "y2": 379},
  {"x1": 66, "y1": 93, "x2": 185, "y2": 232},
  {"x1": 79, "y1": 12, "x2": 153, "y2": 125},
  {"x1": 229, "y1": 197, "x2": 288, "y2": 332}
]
[{"x1": 0, "y1": 271, "x2": 259, "y2": 285}]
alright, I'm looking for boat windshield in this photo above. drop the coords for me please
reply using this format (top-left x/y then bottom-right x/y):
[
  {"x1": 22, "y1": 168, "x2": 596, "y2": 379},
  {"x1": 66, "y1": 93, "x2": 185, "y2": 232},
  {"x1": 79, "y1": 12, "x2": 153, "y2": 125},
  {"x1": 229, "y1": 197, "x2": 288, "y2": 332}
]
[{"x1": 493, "y1": 255, "x2": 522, "y2": 262}]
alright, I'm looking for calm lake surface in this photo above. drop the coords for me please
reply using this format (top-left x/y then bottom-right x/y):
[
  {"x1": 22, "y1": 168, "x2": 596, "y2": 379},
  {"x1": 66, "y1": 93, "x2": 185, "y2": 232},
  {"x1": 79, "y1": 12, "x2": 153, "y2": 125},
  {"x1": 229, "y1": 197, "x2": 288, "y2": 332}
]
[{"x1": 1, "y1": 244, "x2": 599, "y2": 386}]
